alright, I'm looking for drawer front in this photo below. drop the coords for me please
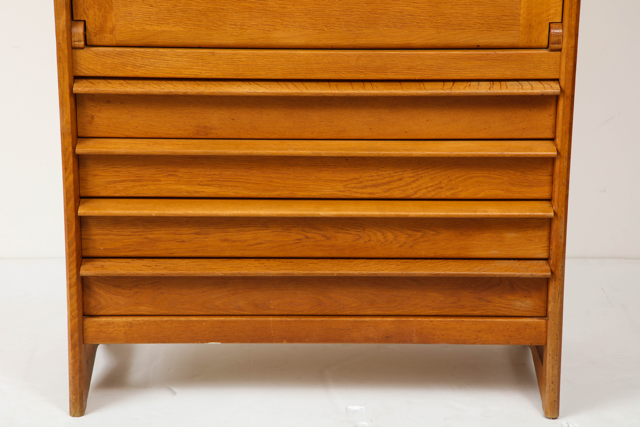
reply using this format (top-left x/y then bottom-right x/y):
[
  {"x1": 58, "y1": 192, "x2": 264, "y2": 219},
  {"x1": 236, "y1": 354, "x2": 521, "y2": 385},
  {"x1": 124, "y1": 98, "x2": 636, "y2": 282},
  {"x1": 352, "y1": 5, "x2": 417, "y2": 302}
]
[
  {"x1": 80, "y1": 216, "x2": 550, "y2": 258},
  {"x1": 78, "y1": 154, "x2": 554, "y2": 200},
  {"x1": 83, "y1": 275, "x2": 548, "y2": 317},
  {"x1": 78, "y1": 199, "x2": 552, "y2": 259},
  {"x1": 76, "y1": 94, "x2": 557, "y2": 140},
  {"x1": 73, "y1": 0, "x2": 562, "y2": 49}
]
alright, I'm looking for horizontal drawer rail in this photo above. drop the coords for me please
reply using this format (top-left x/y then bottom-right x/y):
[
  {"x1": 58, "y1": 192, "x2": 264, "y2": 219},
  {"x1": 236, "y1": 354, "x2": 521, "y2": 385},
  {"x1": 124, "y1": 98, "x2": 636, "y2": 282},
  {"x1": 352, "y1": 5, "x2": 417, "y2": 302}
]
[
  {"x1": 80, "y1": 259, "x2": 552, "y2": 278},
  {"x1": 83, "y1": 316, "x2": 547, "y2": 345},
  {"x1": 76, "y1": 139, "x2": 558, "y2": 157},
  {"x1": 73, "y1": 48, "x2": 562, "y2": 80},
  {"x1": 73, "y1": 79, "x2": 561, "y2": 96},
  {"x1": 78, "y1": 199, "x2": 554, "y2": 218}
]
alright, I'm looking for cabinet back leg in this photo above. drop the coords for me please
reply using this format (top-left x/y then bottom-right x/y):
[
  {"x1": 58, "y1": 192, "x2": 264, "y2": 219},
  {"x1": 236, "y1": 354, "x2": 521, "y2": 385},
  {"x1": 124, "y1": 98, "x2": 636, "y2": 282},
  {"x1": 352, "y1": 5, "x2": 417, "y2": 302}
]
[{"x1": 530, "y1": 343, "x2": 561, "y2": 419}]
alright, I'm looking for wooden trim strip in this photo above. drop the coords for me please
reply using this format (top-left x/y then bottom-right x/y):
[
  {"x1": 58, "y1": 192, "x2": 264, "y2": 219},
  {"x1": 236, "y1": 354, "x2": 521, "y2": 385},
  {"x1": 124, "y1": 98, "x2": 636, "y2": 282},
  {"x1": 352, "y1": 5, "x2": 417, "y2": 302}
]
[
  {"x1": 76, "y1": 139, "x2": 558, "y2": 158},
  {"x1": 73, "y1": 79, "x2": 561, "y2": 96},
  {"x1": 83, "y1": 316, "x2": 548, "y2": 345},
  {"x1": 73, "y1": 48, "x2": 562, "y2": 80},
  {"x1": 77, "y1": 199, "x2": 555, "y2": 219},
  {"x1": 80, "y1": 259, "x2": 552, "y2": 278}
]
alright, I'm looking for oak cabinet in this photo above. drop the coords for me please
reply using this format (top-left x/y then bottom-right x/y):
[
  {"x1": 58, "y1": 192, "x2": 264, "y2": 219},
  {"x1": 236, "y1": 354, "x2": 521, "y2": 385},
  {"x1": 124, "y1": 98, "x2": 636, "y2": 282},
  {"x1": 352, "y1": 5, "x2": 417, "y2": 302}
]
[{"x1": 54, "y1": 0, "x2": 580, "y2": 418}]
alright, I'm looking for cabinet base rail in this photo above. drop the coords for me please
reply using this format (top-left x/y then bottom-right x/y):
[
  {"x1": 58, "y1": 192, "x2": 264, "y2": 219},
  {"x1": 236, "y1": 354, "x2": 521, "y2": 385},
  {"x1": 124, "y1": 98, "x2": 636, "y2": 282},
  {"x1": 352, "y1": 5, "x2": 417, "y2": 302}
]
[{"x1": 83, "y1": 316, "x2": 547, "y2": 345}]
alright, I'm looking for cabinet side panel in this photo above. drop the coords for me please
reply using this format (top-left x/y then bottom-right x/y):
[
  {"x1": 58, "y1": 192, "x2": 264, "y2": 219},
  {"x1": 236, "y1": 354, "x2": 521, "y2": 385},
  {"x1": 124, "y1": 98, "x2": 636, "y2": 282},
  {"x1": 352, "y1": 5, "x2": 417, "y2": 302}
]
[
  {"x1": 544, "y1": 0, "x2": 582, "y2": 419},
  {"x1": 54, "y1": 0, "x2": 97, "y2": 417}
]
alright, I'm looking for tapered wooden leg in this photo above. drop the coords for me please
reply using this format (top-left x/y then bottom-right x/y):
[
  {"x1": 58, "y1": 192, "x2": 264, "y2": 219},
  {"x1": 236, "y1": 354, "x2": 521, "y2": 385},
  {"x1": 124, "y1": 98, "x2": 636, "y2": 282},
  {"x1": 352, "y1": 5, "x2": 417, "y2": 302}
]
[
  {"x1": 530, "y1": 343, "x2": 560, "y2": 419},
  {"x1": 69, "y1": 344, "x2": 99, "y2": 417}
]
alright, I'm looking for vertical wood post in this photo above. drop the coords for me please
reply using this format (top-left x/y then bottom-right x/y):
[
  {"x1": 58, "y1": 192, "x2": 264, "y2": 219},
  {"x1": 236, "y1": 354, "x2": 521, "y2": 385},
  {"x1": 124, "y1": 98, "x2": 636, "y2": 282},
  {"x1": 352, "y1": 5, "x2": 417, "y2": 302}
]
[
  {"x1": 53, "y1": 0, "x2": 98, "y2": 416},
  {"x1": 534, "y1": 0, "x2": 582, "y2": 419}
]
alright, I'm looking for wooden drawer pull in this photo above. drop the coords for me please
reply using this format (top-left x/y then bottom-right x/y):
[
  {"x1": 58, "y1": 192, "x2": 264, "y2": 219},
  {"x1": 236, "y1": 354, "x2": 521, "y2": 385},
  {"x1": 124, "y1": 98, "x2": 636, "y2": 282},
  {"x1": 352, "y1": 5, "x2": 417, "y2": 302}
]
[
  {"x1": 80, "y1": 259, "x2": 552, "y2": 278},
  {"x1": 73, "y1": 79, "x2": 561, "y2": 96},
  {"x1": 78, "y1": 199, "x2": 554, "y2": 218},
  {"x1": 76, "y1": 138, "x2": 558, "y2": 158}
]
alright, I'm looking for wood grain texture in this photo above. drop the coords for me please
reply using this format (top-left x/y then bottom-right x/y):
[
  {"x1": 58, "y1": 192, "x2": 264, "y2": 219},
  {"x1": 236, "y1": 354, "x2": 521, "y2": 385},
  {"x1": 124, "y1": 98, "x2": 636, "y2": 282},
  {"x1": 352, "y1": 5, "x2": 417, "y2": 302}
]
[
  {"x1": 73, "y1": 79, "x2": 562, "y2": 96},
  {"x1": 76, "y1": 139, "x2": 558, "y2": 158},
  {"x1": 540, "y1": 0, "x2": 582, "y2": 419},
  {"x1": 80, "y1": 258, "x2": 552, "y2": 278},
  {"x1": 520, "y1": 0, "x2": 563, "y2": 47},
  {"x1": 80, "y1": 216, "x2": 551, "y2": 258},
  {"x1": 77, "y1": 199, "x2": 554, "y2": 218},
  {"x1": 72, "y1": 0, "x2": 561, "y2": 48},
  {"x1": 53, "y1": 0, "x2": 97, "y2": 417},
  {"x1": 76, "y1": 94, "x2": 557, "y2": 140},
  {"x1": 83, "y1": 276, "x2": 548, "y2": 316},
  {"x1": 73, "y1": 48, "x2": 562, "y2": 80},
  {"x1": 78, "y1": 199, "x2": 553, "y2": 260},
  {"x1": 72, "y1": 0, "x2": 114, "y2": 45},
  {"x1": 78, "y1": 155, "x2": 554, "y2": 199},
  {"x1": 83, "y1": 316, "x2": 548, "y2": 345},
  {"x1": 71, "y1": 21, "x2": 86, "y2": 49}
]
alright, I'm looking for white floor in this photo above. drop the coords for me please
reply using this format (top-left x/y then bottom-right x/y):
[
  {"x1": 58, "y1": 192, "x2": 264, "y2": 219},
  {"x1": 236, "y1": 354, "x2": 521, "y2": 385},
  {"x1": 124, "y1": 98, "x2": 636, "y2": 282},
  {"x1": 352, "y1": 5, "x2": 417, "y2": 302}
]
[{"x1": 0, "y1": 259, "x2": 638, "y2": 426}]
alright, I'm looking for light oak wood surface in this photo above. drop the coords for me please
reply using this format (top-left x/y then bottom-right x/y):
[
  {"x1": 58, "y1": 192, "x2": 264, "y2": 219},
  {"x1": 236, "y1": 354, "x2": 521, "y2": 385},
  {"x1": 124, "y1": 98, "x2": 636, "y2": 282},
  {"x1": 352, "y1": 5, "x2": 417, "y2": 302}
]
[
  {"x1": 77, "y1": 199, "x2": 554, "y2": 218},
  {"x1": 71, "y1": 21, "x2": 85, "y2": 49},
  {"x1": 76, "y1": 93, "x2": 557, "y2": 140},
  {"x1": 73, "y1": 79, "x2": 562, "y2": 96},
  {"x1": 80, "y1": 258, "x2": 552, "y2": 278},
  {"x1": 520, "y1": 0, "x2": 564, "y2": 46},
  {"x1": 54, "y1": 0, "x2": 97, "y2": 417},
  {"x1": 54, "y1": 0, "x2": 581, "y2": 417},
  {"x1": 76, "y1": 139, "x2": 558, "y2": 158},
  {"x1": 83, "y1": 276, "x2": 548, "y2": 316},
  {"x1": 83, "y1": 316, "x2": 548, "y2": 345},
  {"x1": 537, "y1": 0, "x2": 582, "y2": 419},
  {"x1": 78, "y1": 155, "x2": 554, "y2": 199},
  {"x1": 80, "y1": 218, "x2": 551, "y2": 259},
  {"x1": 73, "y1": 0, "x2": 561, "y2": 49},
  {"x1": 549, "y1": 23, "x2": 563, "y2": 51},
  {"x1": 73, "y1": 48, "x2": 562, "y2": 80},
  {"x1": 78, "y1": 200, "x2": 553, "y2": 258}
]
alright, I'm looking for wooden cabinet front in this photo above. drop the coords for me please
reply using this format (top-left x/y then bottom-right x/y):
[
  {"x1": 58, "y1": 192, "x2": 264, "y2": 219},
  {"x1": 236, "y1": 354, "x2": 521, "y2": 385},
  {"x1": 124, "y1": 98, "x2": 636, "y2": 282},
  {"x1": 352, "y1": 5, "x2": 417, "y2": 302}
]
[{"x1": 73, "y1": 0, "x2": 563, "y2": 49}]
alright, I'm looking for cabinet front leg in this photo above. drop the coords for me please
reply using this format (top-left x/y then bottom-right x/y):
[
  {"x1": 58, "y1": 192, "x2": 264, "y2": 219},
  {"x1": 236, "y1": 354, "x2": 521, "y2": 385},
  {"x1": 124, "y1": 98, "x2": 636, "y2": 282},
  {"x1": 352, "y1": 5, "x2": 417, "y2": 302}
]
[{"x1": 69, "y1": 343, "x2": 98, "y2": 417}]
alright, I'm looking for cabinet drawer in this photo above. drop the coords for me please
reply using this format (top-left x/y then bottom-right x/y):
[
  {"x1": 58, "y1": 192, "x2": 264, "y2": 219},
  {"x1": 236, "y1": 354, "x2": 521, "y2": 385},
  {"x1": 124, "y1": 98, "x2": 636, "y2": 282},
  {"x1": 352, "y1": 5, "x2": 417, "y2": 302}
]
[
  {"x1": 75, "y1": 80, "x2": 558, "y2": 140},
  {"x1": 73, "y1": 0, "x2": 562, "y2": 49},
  {"x1": 83, "y1": 275, "x2": 548, "y2": 317},
  {"x1": 81, "y1": 259, "x2": 551, "y2": 317},
  {"x1": 78, "y1": 199, "x2": 552, "y2": 259},
  {"x1": 77, "y1": 139, "x2": 556, "y2": 200}
]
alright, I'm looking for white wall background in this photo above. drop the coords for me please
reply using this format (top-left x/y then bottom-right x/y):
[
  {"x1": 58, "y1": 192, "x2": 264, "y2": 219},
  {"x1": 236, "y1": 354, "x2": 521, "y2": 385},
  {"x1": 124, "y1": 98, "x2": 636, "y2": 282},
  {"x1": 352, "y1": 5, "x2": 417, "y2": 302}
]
[{"x1": 0, "y1": 0, "x2": 639, "y2": 259}]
